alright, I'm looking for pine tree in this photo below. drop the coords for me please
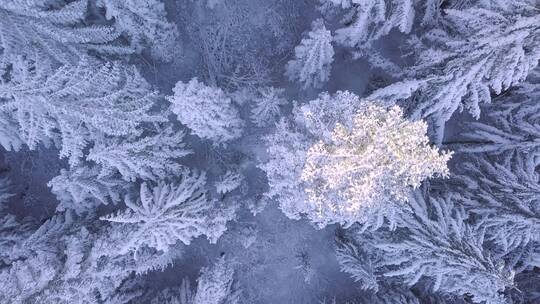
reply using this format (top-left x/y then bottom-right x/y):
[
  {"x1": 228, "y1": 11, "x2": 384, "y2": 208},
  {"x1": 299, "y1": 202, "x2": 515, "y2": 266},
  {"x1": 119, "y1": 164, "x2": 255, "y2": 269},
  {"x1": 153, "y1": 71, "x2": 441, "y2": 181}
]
[
  {"x1": 0, "y1": 112, "x2": 23, "y2": 152},
  {"x1": 48, "y1": 165, "x2": 128, "y2": 214},
  {"x1": 149, "y1": 257, "x2": 241, "y2": 304},
  {"x1": 96, "y1": 0, "x2": 179, "y2": 61},
  {"x1": 0, "y1": 209, "x2": 183, "y2": 303},
  {"x1": 261, "y1": 91, "x2": 361, "y2": 223},
  {"x1": 319, "y1": 284, "x2": 448, "y2": 304},
  {"x1": 0, "y1": 57, "x2": 166, "y2": 165},
  {"x1": 262, "y1": 91, "x2": 450, "y2": 228},
  {"x1": 0, "y1": 178, "x2": 31, "y2": 265},
  {"x1": 0, "y1": 213, "x2": 75, "y2": 302},
  {"x1": 321, "y1": 0, "x2": 414, "y2": 53},
  {"x1": 250, "y1": 87, "x2": 287, "y2": 127},
  {"x1": 0, "y1": 0, "x2": 127, "y2": 66},
  {"x1": 456, "y1": 71, "x2": 540, "y2": 159},
  {"x1": 192, "y1": 257, "x2": 241, "y2": 304},
  {"x1": 214, "y1": 170, "x2": 243, "y2": 195},
  {"x1": 372, "y1": 6, "x2": 540, "y2": 143},
  {"x1": 88, "y1": 126, "x2": 190, "y2": 182},
  {"x1": 167, "y1": 78, "x2": 244, "y2": 144},
  {"x1": 337, "y1": 190, "x2": 515, "y2": 303},
  {"x1": 301, "y1": 104, "x2": 451, "y2": 228},
  {"x1": 101, "y1": 171, "x2": 234, "y2": 254},
  {"x1": 286, "y1": 19, "x2": 334, "y2": 89},
  {"x1": 450, "y1": 153, "x2": 540, "y2": 272}
]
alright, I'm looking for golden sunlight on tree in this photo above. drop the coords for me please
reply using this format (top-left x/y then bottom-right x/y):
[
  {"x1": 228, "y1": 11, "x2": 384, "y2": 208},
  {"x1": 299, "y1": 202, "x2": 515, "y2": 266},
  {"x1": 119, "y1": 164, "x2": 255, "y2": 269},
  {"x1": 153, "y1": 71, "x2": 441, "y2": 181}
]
[{"x1": 301, "y1": 104, "x2": 453, "y2": 227}]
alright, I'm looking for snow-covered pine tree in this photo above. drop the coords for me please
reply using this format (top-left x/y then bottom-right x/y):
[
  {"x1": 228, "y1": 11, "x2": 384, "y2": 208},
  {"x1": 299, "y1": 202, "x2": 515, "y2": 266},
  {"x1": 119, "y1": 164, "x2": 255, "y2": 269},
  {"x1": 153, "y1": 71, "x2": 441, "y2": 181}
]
[
  {"x1": 214, "y1": 170, "x2": 243, "y2": 195},
  {"x1": 88, "y1": 126, "x2": 190, "y2": 182},
  {"x1": 250, "y1": 87, "x2": 287, "y2": 127},
  {"x1": 301, "y1": 103, "x2": 451, "y2": 228},
  {"x1": 101, "y1": 171, "x2": 234, "y2": 254},
  {"x1": 0, "y1": 0, "x2": 127, "y2": 66},
  {"x1": 0, "y1": 178, "x2": 32, "y2": 265},
  {"x1": 0, "y1": 212, "x2": 25, "y2": 264},
  {"x1": 150, "y1": 285, "x2": 191, "y2": 304},
  {"x1": 1, "y1": 0, "x2": 180, "y2": 65},
  {"x1": 148, "y1": 256, "x2": 240, "y2": 304},
  {"x1": 48, "y1": 165, "x2": 129, "y2": 214},
  {"x1": 0, "y1": 210, "x2": 183, "y2": 303},
  {"x1": 371, "y1": 5, "x2": 540, "y2": 143},
  {"x1": 96, "y1": 0, "x2": 179, "y2": 61},
  {"x1": 0, "y1": 212, "x2": 76, "y2": 302},
  {"x1": 456, "y1": 70, "x2": 540, "y2": 160},
  {"x1": 337, "y1": 190, "x2": 515, "y2": 303},
  {"x1": 420, "y1": 0, "x2": 496, "y2": 26},
  {"x1": 50, "y1": 224, "x2": 182, "y2": 303},
  {"x1": 261, "y1": 91, "x2": 360, "y2": 224},
  {"x1": 448, "y1": 73, "x2": 540, "y2": 272},
  {"x1": 449, "y1": 153, "x2": 540, "y2": 272},
  {"x1": 0, "y1": 56, "x2": 167, "y2": 166},
  {"x1": 190, "y1": 257, "x2": 241, "y2": 304},
  {"x1": 420, "y1": 0, "x2": 444, "y2": 26},
  {"x1": 0, "y1": 249, "x2": 61, "y2": 302},
  {"x1": 319, "y1": 284, "x2": 452, "y2": 304},
  {"x1": 286, "y1": 19, "x2": 334, "y2": 89},
  {"x1": 421, "y1": 0, "x2": 536, "y2": 34},
  {"x1": 261, "y1": 91, "x2": 451, "y2": 228},
  {"x1": 167, "y1": 78, "x2": 244, "y2": 144},
  {"x1": 321, "y1": 0, "x2": 414, "y2": 55}
]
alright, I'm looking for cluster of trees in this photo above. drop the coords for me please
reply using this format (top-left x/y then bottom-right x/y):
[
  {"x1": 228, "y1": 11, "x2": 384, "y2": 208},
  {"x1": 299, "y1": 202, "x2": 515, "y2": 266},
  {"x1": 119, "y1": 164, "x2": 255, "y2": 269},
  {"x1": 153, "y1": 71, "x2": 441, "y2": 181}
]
[
  {"x1": 0, "y1": 1, "x2": 239, "y2": 302},
  {"x1": 0, "y1": 0, "x2": 538, "y2": 303},
  {"x1": 264, "y1": 0, "x2": 540, "y2": 302},
  {"x1": 261, "y1": 91, "x2": 451, "y2": 229}
]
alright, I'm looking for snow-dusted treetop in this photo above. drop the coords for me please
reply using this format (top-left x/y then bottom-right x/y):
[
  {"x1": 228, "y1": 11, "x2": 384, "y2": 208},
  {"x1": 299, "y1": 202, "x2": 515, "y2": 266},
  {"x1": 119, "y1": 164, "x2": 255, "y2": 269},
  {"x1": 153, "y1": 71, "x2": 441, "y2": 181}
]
[
  {"x1": 97, "y1": 0, "x2": 179, "y2": 62},
  {"x1": 0, "y1": 0, "x2": 179, "y2": 65},
  {"x1": 322, "y1": 0, "x2": 414, "y2": 50},
  {"x1": 371, "y1": 6, "x2": 540, "y2": 143},
  {"x1": 0, "y1": 57, "x2": 166, "y2": 165},
  {"x1": 262, "y1": 91, "x2": 451, "y2": 229},
  {"x1": 88, "y1": 126, "x2": 190, "y2": 182},
  {"x1": 456, "y1": 71, "x2": 540, "y2": 160},
  {"x1": 48, "y1": 165, "x2": 126, "y2": 214},
  {"x1": 250, "y1": 87, "x2": 287, "y2": 127},
  {"x1": 101, "y1": 171, "x2": 234, "y2": 254},
  {"x1": 167, "y1": 78, "x2": 244, "y2": 144},
  {"x1": 0, "y1": 0, "x2": 125, "y2": 65},
  {"x1": 449, "y1": 153, "x2": 540, "y2": 272},
  {"x1": 286, "y1": 19, "x2": 334, "y2": 89},
  {"x1": 192, "y1": 257, "x2": 241, "y2": 304},
  {"x1": 261, "y1": 91, "x2": 360, "y2": 224},
  {"x1": 302, "y1": 104, "x2": 452, "y2": 228},
  {"x1": 150, "y1": 256, "x2": 241, "y2": 304},
  {"x1": 337, "y1": 190, "x2": 515, "y2": 303}
]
